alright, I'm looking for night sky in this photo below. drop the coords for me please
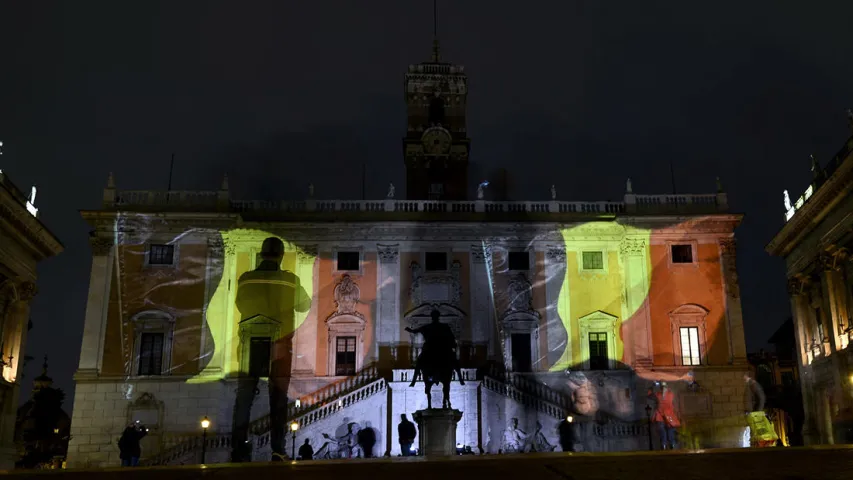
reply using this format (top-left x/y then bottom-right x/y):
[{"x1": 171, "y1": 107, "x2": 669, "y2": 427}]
[{"x1": 2, "y1": 1, "x2": 853, "y2": 406}]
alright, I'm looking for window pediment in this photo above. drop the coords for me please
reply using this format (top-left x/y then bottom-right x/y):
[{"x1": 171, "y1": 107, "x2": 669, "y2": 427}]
[{"x1": 668, "y1": 304, "x2": 709, "y2": 318}]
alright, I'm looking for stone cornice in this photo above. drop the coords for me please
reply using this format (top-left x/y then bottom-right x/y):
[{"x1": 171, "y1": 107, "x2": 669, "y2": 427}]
[{"x1": 0, "y1": 190, "x2": 63, "y2": 260}]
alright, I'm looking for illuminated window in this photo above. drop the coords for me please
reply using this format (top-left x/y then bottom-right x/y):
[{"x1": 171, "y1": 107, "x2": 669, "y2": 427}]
[
  {"x1": 582, "y1": 251, "x2": 604, "y2": 270},
  {"x1": 425, "y1": 252, "x2": 448, "y2": 271},
  {"x1": 336, "y1": 251, "x2": 360, "y2": 271},
  {"x1": 248, "y1": 337, "x2": 271, "y2": 377},
  {"x1": 508, "y1": 252, "x2": 529, "y2": 271},
  {"x1": 138, "y1": 333, "x2": 165, "y2": 376},
  {"x1": 671, "y1": 244, "x2": 693, "y2": 264},
  {"x1": 335, "y1": 336, "x2": 357, "y2": 376},
  {"x1": 148, "y1": 244, "x2": 174, "y2": 265},
  {"x1": 588, "y1": 333, "x2": 608, "y2": 370},
  {"x1": 679, "y1": 327, "x2": 701, "y2": 366}
]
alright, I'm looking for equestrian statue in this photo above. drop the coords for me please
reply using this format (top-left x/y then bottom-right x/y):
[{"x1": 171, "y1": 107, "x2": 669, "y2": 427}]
[{"x1": 405, "y1": 309, "x2": 465, "y2": 409}]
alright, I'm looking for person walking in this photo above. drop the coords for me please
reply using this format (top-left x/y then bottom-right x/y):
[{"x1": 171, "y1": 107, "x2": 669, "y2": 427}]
[{"x1": 398, "y1": 414, "x2": 417, "y2": 456}]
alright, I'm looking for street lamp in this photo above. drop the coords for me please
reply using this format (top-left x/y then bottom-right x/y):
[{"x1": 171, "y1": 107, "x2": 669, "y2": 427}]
[
  {"x1": 200, "y1": 416, "x2": 211, "y2": 464},
  {"x1": 645, "y1": 405, "x2": 653, "y2": 451},
  {"x1": 290, "y1": 422, "x2": 299, "y2": 459}
]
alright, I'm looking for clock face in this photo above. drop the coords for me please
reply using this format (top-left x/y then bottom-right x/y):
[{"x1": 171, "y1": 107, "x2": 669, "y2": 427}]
[{"x1": 422, "y1": 127, "x2": 451, "y2": 155}]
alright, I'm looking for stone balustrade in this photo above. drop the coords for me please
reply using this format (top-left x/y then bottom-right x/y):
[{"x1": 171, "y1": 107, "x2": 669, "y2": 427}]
[
  {"x1": 105, "y1": 189, "x2": 727, "y2": 215},
  {"x1": 392, "y1": 368, "x2": 478, "y2": 383},
  {"x1": 481, "y1": 376, "x2": 566, "y2": 419},
  {"x1": 593, "y1": 421, "x2": 649, "y2": 438}
]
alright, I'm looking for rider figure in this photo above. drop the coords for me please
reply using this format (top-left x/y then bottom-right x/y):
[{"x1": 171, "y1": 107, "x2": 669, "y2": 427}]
[{"x1": 405, "y1": 309, "x2": 465, "y2": 387}]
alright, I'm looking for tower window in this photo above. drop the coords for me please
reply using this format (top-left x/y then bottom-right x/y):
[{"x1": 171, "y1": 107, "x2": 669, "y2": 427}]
[
  {"x1": 679, "y1": 327, "x2": 701, "y2": 366},
  {"x1": 335, "y1": 336, "x2": 357, "y2": 376},
  {"x1": 336, "y1": 251, "x2": 360, "y2": 271},
  {"x1": 582, "y1": 251, "x2": 604, "y2": 270},
  {"x1": 425, "y1": 252, "x2": 448, "y2": 271},
  {"x1": 508, "y1": 252, "x2": 529, "y2": 271},
  {"x1": 588, "y1": 332, "x2": 608, "y2": 370},
  {"x1": 138, "y1": 333, "x2": 165, "y2": 376},
  {"x1": 671, "y1": 244, "x2": 693, "y2": 264},
  {"x1": 149, "y1": 244, "x2": 174, "y2": 265},
  {"x1": 248, "y1": 337, "x2": 271, "y2": 377}
]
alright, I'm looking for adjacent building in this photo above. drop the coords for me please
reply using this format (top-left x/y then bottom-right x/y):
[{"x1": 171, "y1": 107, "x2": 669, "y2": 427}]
[
  {"x1": 766, "y1": 125, "x2": 853, "y2": 444},
  {"x1": 67, "y1": 44, "x2": 751, "y2": 467},
  {"x1": 0, "y1": 169, "x2": 63, "y2": 468}
]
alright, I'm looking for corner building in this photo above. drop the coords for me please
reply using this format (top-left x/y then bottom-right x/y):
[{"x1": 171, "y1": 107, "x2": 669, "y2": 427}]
[
  {"x1": 767, "y1": 129, "x2": 853, "y2": 445},
  {"x1": 67, "y1": 47, "x2": 750, "y2": 467}
]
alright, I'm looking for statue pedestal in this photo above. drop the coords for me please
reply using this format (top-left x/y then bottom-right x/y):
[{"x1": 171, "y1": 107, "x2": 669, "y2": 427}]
[{"x1": 413, "y1": 409, "x2": 463, "y2": 457}]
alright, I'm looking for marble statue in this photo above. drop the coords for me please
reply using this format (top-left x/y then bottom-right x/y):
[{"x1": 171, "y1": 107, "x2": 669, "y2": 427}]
[
  {"x1": 529, "y1": 422, "x2": 556, "y2": 452},
  {"x1": 308, "y1": 183, "x2": 315, "y2": 197},
  {"x1": 501, "y1": 418, "x2": 528, "y2": 453},
  {"x1": 550, "y1": 184, "x2": 557, "y2": 200},
  {"x1": 626, "y1": 178, "x2": 633, "y2": 194},
  {"x1": 387, "y1": 182, "x2": 395, "y2": 199}
]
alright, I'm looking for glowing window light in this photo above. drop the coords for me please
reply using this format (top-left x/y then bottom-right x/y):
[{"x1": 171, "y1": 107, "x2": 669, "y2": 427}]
[
  {"x1": 804, "y1": 185, "x2": 813, "y2": 200},
  {"x1": 795, "y1": 196, "x2": 804, "y2": 209}
]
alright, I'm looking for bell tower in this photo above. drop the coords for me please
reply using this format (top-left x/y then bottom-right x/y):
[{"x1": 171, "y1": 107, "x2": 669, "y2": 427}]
[{"x1": 403, "y1": 3, "x2": 470, "y2": 200}]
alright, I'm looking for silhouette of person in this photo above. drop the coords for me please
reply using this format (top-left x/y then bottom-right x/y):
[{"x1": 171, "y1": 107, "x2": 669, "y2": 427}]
[
  {"x1": 398, "y1": 414, "x2": 417, "y2": 456},
  {"x1": 558, "y1": 416, "x2": 577, "y2": 452},
  {"x1": 298, "y1": 439, "x2": 314, "y2": 460},
  {"x1": 357, "y1": 422, "x2": 377, "y2": 458},
  {"x1": 118, "y1": 422, "x2": 148, "y2": 467},
  {"x1": 405, "y1": 309, "x2": 464, "y2": 387},
  {"x1": 231, "y1": 237, "x2": 311, "y2": 462}
]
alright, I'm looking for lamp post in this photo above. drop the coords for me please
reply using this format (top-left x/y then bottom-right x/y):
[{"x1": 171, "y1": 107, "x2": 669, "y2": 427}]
[
  {"x1": 200, "y1": 416, "x2": 211, "y2": 464},
  {"x1": 290, "y1": 422, "x2": 299, "y2": 459},
  {"x1": 645, "y1": 405, "x2": 653, "y2": 451}
]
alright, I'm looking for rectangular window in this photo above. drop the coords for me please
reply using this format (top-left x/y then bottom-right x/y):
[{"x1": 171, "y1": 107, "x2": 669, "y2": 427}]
[
  {"x1": 671, "y1": 244, "x2": 693, "y2": 264},
  {"x1": 588, "y1": 332, "x2": 608, "y2": 370},
  {"x1": 248, "y1": 337, "x2": 271, "y2": 377},
  {"x1": 582, "y1": 251, "x2": 604, "y2": 270},
  {"x1": 425, "y1": 252, "x2": 448, "y2": 271},
  {"x1": 335, "y1": 336, "x2": 357, "y2": 376},
  {"x1": 680, "y1": 327, "x2": 701, "y2": 366},
  {"x1": 138, "y1": 332, "x2": 165, "y2": 376},
  {"x1": 336, "y1": 251, "x2": 360, "y2": 271},
  {"x1": 508, "y1": 252, "x2": 530, "y2": 271},
  {"x1": 511, "y1": 333, "x2": 532, "y2": 372},
  {"x1": 149, "y1": 244, "x2": 175, "y2": 265}
]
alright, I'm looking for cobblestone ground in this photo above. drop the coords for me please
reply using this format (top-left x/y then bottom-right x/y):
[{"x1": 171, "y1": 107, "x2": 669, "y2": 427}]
[{"x1": 3, "y1": 446, "x2": 853, "y2": 480}]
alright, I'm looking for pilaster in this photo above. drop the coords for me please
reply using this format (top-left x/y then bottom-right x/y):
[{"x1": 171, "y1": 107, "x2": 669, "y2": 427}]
[
  {"x1": 819, "y1": 255, "x2": 852, "y2": 412},
  {"x1": 292, "y1": 245, "x2": 318, "y2": 375},
  {"x1": 469, "y1": 244, "x2": 495, "y2": 357},
  {"x1": 719, "y1": 238, "x2": 747, "y2": 365},
  {"x1": 77, "y1": 236, "x2": 115, "y2": 377},
  {"x1": 619, "y1": 237, "x2": 652, "y2": 367},
  {"x1": 544, "y1": 245, "x2": 568, "y2": 369},
  {"x1": 788, "y1": 279, "x2": 820, "y2": 445},
  {"x1": 377, "y1": 244, "x2": 400, "y2": 361}
]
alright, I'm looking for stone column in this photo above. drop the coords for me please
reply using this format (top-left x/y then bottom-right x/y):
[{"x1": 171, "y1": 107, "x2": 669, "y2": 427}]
[
  {"x1": 0, "y1": 281, "x2": 37, "y2": 469},
  {"x1": 619, "y1": 237, "x2": 653, "y2": 367},
  {"x1": 719, "y1": 238, "x2": 747, "y2": 365},
  {"x1": 819, "y1": 255, "x2": 852, "y2": 416},
  {"x1": 469, "y1": 244, "x2": 495, "y2": 358},
  {"x1": 292, "y1": 245, "x2": 318, "y2": 375},
  {"x1": 377, "y1": 244, "x2": 401, "y2": 364},
  {"x1": 413, "y1": 408, "x2": 463, "y2": 456},
  {"x1": 544, "y1": 246, "x2": 567, "y2": 368},
  {"x1": 77, "y1": 236, "x2": 115, "y2": 377},
  {"x1": 788, "y1": 279, "x2": 820, "y2": 445}
]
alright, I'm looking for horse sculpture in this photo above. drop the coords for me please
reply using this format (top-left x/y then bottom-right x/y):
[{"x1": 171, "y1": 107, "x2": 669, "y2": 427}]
[{"x1": 406, "y1": 309, "x2": 464, "y2": 409}]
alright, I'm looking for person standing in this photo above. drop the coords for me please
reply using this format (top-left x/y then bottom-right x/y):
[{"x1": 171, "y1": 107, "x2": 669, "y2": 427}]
[
  {"x1": 118, "y1": 422, "x2": 148, "y2": 467},
  {"x1": 398, "y1": 414, "x2": 417, "y2": 456},
  {"x1": 648, "y1": 382, "x2": 680, "y2": 450},
  {"x1": 744, "y1": 374, "x2": 775, "y2": 447},
  {"x1": 558, "y1": 416, "x2": 577, "y2": 452},
  {"x1": 297, "y1": 439, "x2": 314, "y2": 460}
]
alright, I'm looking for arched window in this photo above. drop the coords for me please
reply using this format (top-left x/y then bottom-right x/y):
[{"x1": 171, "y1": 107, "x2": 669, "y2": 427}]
[
  {"x1": 669, "y1": 304, "x2": 709, "y2": 366},
  {"x1": 131, "y1": 310, "x2": 175, "y2": 376}
]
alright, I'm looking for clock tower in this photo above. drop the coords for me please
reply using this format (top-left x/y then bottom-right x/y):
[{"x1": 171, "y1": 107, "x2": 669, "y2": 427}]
[{"x1": 403, "y1": 39, "x2": 470, "y2": 200}]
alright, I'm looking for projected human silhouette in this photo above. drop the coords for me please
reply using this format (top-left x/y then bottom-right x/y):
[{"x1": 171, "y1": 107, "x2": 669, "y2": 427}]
[
  {"x1": 405, "y1": 309, "x2": 463, "y2": 408},
  {"x1": 231, "y1": 237, "x2": 311, "y2": 462}
]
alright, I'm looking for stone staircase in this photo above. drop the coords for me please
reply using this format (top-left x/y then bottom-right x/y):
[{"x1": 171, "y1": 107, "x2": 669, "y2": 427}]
[
  {"x1": 142, "y1": 364, "x2": 383, "y2": 466},
  {"x1": 481, "y1": 370, "x2": 572, "y2": 419}
]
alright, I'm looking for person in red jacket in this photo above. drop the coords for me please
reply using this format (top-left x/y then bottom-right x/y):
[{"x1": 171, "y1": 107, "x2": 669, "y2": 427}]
[{"x1": 648, "y1": 382, "x2": 681, "y2": 450}]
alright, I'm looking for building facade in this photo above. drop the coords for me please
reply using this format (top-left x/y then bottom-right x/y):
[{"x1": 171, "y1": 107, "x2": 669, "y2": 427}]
[
  {"x1": 0, "y1": 169, "x2": 63, "y2": 468},
  {"x1": 767, "y1": 127, "x2": 853, "y2": 445},
  {"x1": 67, "y1": 47, "x2": 751, "y2": 467}
]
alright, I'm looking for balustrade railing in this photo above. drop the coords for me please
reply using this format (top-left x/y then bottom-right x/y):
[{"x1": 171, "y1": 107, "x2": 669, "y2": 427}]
[
  {"x1": 142, "y1": 364, "x2": 382, "y2": 466},
  {"x1": 108, "y1": 190, "x2": 726, "y2": 215},
  {"x1": 481, "y1": 376, "x2": 566, "y2": 419},
  {"x1": 592, "y1": 421, "x2": 649, "y2": 438},
  {"x1": 392, "y1": 368, "x2": 478, "y2": 383}
]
